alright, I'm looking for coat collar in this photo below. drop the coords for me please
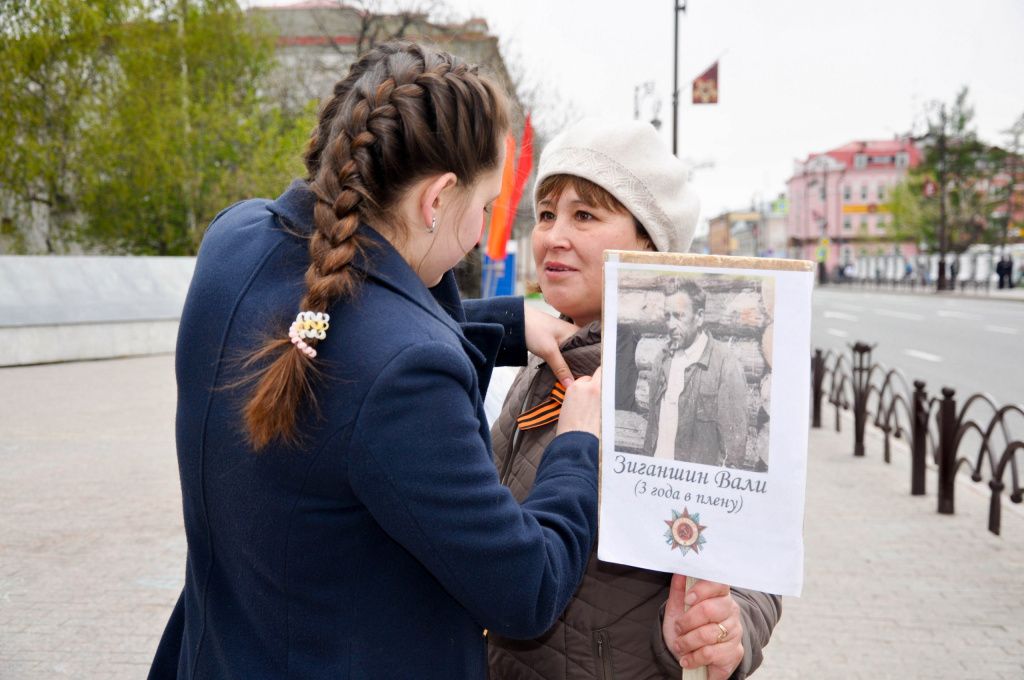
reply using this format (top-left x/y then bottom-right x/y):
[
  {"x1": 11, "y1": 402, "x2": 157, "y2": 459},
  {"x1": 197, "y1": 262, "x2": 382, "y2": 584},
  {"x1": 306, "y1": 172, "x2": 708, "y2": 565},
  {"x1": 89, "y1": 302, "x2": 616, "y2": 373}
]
[
  {"x1": 524, "y1": 320, "x2": 602, "y2": 386},
  {"x1": 688, "y1": 331, "x2": 714, "y2": 369},
  {"x1": 559, "y1": 321, "x2": 602, "y2": 378},
  {"x1": 267, "y1": 179, "x2": 317, "y2": 235},
  {"x1": 266, "y1": 180, "x2": 495, "y2": 375},
  {"x1": 651, "y1": 332, "x2": 715, "y2": 403}
]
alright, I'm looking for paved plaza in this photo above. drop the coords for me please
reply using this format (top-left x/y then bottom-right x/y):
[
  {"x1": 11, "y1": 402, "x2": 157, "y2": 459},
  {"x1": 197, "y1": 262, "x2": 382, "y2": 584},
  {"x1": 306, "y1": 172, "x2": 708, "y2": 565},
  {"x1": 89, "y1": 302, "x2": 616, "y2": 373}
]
[{"x1": 1, "y1": 355, "x2": 1022, "y2": 679}]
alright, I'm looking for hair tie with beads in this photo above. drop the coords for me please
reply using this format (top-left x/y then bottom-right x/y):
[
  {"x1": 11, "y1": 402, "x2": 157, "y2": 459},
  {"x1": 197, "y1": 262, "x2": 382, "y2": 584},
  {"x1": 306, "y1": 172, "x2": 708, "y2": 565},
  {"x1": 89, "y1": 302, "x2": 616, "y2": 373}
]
[{"x1": 288, "y1": 311, "x2": 330, "y2": 359}]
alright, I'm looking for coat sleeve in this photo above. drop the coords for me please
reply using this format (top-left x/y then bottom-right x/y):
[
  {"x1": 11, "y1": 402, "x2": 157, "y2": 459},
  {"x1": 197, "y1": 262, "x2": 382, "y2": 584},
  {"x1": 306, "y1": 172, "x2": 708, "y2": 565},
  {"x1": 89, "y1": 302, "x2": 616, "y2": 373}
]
[
  {"x1": 347, "y1": 340, "x2": 597, "y2": 639},
  {"x1": 463, "y1": 296, "x2": 527, "y2": 366},
  {"x1": 729, "y1": 587, "x2": 782, "y2": 678},
  {"x1": 650, "y1": 588, "x2": 782, "y2": 679},
  {"x1": 614, "y1": 324, "x2": 641, "y2": 410}
]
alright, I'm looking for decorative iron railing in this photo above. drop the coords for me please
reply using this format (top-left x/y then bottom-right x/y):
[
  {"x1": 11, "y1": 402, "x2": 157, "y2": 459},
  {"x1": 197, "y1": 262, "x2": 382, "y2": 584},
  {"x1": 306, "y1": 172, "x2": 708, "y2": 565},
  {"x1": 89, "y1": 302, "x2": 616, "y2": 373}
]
[{"x1": 811, "y1": 343, "x2": 1023, "y2": 534}]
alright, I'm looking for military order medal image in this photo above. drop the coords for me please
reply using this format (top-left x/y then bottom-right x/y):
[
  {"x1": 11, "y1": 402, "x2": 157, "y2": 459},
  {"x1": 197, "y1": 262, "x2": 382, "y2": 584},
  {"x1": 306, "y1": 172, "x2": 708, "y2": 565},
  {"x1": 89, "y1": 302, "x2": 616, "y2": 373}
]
[
  {"x1": 598, "y1": 251, "x2": 814, "y2": 597},
  {"x1": 664, "y1": 508, "x2": 707, "y2": 556}
]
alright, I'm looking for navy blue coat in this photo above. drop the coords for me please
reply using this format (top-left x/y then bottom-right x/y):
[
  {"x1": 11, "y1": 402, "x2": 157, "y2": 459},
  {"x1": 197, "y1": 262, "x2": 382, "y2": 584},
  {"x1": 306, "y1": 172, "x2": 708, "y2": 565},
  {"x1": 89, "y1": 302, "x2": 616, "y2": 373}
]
[{"x1": 149, "y1": 182, "x2": 599, "y2": 680}]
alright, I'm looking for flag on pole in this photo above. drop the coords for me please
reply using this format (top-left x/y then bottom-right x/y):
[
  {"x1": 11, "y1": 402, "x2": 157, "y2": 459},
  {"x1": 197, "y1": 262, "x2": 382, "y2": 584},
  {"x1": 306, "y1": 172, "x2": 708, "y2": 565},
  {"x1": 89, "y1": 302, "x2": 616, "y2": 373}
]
[
  {"x1": 692, "y1": 61, "x2": 719, "y2": 104},
  {"x1": 502, "y1": 114, "x2": 534, "y2": 245},
  {"x1": 485, "y1": 134, "x2": 517, "y2": 261},
  {"x1": 486, "y1": 115, "x2": 534, "y2": 262}
]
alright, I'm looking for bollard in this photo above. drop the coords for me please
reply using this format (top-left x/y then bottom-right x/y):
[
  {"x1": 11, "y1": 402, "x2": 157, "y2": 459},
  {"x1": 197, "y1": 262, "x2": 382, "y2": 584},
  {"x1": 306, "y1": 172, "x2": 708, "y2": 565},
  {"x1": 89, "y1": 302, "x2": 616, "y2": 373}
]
[
  {"x1": 851, "y1": 342, "x2": 873, "y2": 457},
  {"x1": 988, "y1": 442, "x2": 1024, "y2": 536},
  {"x1": 937, "y1": 387, "x2": 957, "y2": 515},
  {"x1": 835, "y1": 391, "x2": 842, "y2": 433},
  {"x1": 910, "y1": 380, "x2": 927, "y2": 496},
  {"x1": 988, "y1": 479, "x2": 1004, "y2": 535},
  {"x1": 812, "y1": 349, "x2": 824, "y2": 429}
]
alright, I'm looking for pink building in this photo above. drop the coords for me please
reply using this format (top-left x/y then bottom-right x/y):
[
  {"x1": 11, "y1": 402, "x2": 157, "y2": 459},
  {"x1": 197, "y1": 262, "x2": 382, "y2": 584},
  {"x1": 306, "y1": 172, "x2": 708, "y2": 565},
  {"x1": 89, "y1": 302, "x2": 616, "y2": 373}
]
[{"x1": 786, "y1": 140, "x2": 921, "y2": 276}]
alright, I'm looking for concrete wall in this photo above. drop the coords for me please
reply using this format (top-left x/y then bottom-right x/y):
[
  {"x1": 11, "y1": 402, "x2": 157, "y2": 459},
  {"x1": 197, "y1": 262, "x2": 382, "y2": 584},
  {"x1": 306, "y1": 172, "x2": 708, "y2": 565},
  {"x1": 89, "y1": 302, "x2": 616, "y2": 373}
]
[{"x1": 0, "y1": 256, "x2": 196, "y2": 366}]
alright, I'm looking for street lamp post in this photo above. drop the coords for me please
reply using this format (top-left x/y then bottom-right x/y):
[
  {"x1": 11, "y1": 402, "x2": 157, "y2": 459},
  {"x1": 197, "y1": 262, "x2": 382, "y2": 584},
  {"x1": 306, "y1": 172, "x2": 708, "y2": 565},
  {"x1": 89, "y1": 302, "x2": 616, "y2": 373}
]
[
  {"x1": 672, "y1": 1, "x2": 687, "y2": 156},
  {"x1": 820, "y1": 170, "x2": 829, "y2": 285},
  {"x1": 804, "y1": 176, "x2": 815, "y2": 262},
  {"x1": 935, "y1": 104, "x2": 949, "y2": 292}
]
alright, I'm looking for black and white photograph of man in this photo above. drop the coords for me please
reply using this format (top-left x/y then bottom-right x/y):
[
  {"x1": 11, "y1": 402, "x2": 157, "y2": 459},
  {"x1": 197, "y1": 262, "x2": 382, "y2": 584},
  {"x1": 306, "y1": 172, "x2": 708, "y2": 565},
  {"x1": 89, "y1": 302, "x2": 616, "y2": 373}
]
[{"x1": 614, "y1": 272, "x2": 774, "y2": 471}]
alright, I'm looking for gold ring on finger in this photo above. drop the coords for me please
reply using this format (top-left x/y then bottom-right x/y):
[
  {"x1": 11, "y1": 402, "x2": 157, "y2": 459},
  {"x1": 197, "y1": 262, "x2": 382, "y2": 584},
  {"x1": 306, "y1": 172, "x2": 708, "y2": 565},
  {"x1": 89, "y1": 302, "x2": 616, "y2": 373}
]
[{"x1": 716, "y1": 622, "x2": 728, "y2": 643}]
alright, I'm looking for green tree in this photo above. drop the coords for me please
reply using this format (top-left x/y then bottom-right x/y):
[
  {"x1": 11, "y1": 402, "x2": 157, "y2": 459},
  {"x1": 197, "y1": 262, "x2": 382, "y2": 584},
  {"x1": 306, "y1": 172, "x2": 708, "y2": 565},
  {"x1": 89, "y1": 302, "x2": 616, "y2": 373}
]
[
  {"x1": 888, "y1": 87, "x2": 1004, "y2": 288},
  {"x1": 77, "y1": 0, "x2": 313, "y2": 254},
  {"x1": 995, "y1": 113, "x2": 1024, "y2": 249},
  {"x1": 888, "y1": 173, "x2": 937, "y2": 246},
  {"x1": 0, "y1": 0, "x2": 136, "y2": 252},
  {"x1": 0, "y1": 0, "x2": 314, "y2": 255}
]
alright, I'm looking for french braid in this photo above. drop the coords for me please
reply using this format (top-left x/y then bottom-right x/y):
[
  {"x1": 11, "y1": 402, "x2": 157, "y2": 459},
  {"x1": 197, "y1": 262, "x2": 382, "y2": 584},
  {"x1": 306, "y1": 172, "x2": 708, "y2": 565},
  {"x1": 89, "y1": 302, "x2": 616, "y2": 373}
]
[{"x1": 244, "y1": 41, "x2": 510, "y2": 449}]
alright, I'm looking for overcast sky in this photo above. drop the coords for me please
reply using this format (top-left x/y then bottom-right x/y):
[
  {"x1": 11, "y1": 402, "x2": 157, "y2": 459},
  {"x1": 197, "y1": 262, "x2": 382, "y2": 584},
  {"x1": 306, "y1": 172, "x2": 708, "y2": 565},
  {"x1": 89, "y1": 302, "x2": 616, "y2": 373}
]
[{"x1": 251, "y1": 0, "x2": 1024, "y2": 230}]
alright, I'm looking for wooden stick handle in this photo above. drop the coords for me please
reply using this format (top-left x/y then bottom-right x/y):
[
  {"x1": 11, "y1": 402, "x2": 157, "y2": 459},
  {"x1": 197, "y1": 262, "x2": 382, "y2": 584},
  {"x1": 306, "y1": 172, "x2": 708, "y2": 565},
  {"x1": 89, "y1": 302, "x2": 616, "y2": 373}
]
[{"x1": 681, "y1": 576, "x2": 708, "y2": 680}]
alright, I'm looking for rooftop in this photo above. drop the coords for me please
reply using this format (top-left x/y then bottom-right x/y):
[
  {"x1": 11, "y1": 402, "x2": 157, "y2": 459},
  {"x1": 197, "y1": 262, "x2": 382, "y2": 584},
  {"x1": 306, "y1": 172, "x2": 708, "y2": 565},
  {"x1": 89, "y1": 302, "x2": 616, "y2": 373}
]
[{"x1": 803, "y1": 138, "x2": 922, "y2": 171}]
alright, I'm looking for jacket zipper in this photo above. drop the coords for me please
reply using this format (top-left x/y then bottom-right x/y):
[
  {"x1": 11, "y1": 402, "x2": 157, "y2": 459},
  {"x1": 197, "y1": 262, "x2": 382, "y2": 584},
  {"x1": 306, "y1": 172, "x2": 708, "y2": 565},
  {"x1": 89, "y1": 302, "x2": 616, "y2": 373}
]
[{"x1": 594, "y1": 630, "x2": 614, "y2": 680}]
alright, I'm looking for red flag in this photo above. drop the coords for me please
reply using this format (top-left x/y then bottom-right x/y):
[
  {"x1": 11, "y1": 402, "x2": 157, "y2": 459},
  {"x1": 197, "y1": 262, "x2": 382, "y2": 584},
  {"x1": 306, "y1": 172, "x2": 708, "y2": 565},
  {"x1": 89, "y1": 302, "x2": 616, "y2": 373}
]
[
  {"x1": 692, "y1": 61, "x2": 718, "y2": 104},
  {"x1": 485, "y1": 116, "x2": 535, "y2": 261},
  {"x1": 503, "y1": 114, "x2": 534, "y2": 242},
  {"x1": 485, "y1": 134, "x2": 517, "y2": 261}
]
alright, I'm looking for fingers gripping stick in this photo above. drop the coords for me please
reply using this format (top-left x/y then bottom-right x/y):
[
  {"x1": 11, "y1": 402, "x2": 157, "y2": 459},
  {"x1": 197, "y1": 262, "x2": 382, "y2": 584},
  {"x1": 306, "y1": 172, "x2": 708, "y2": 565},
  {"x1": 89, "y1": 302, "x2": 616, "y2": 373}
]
[{"x1": 682, "y1": 575, "x2": 708, "y2": 680}]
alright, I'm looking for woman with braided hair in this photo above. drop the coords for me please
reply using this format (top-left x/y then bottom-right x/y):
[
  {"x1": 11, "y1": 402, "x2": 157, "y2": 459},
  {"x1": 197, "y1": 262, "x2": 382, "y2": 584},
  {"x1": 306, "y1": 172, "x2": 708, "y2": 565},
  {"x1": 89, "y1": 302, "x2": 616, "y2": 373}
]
[{"x1": 148, "y1": 41, "x2": 601, "y2": 680}]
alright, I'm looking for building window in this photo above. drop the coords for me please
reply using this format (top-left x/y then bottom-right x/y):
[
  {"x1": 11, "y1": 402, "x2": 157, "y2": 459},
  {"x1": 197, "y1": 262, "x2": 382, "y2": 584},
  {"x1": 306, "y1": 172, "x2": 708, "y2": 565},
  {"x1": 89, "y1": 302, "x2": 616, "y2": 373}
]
[
  {"x1": 843, "y1": 185, "x2": 851, "y2": 201},
  {"x1": 819, "y1": 186, "x2": 825, "y2": 200},
  {"x1": 877, "y1": 217, "x2": 886, "y2": 231},
  {"x1": 860, "y1": 218, "x2": 868, "y2": 232},
  {"x1": 877, "y1": 184, "x2": 885, "y2": 200},
  {"x1": 895, "y1": 152, "x2": 909, "y2": 168},
  {"x1": 860, "y1": 184, "x2": 868, "y2": 200},
  {"x1": 855, "y1": 154, "x2": 867, "y2": 169},
  {"x1": 843, "y1": 217, "x2": 852, "y2": 230}
]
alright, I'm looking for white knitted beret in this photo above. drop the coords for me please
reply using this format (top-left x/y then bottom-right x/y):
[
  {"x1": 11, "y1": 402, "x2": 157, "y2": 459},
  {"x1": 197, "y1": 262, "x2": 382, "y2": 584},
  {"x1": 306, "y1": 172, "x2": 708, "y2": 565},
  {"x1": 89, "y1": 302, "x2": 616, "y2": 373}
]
[{"x1": 533, "y1": 118, "x2": 700, "y2": 253}]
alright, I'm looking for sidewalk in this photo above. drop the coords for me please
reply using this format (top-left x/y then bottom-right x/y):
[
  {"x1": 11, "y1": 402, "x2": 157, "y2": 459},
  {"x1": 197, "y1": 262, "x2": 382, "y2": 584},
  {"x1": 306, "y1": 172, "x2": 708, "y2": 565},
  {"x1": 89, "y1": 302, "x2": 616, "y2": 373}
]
[
  {"x1": 756, "y1": 420, "x2": 1024, "y2": 679},
  {"x1": 1, "y1": 355, "x2": 1023, "y2": 679}
]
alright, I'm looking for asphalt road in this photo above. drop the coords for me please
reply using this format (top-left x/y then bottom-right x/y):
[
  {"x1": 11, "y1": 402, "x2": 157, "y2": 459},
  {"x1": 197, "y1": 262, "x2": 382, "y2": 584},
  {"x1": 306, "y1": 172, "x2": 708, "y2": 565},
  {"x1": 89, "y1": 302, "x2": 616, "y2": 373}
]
[{"x1": 811, "y1": 287, "x2": 1023, "y2": 407}]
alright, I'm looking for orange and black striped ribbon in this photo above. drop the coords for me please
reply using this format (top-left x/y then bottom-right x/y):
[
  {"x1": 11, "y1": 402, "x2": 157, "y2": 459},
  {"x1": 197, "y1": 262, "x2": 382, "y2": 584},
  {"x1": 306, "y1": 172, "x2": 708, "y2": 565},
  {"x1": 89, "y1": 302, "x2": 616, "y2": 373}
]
[{"x1": 516, "y1": 382, "x2": 566, "y2": 430}]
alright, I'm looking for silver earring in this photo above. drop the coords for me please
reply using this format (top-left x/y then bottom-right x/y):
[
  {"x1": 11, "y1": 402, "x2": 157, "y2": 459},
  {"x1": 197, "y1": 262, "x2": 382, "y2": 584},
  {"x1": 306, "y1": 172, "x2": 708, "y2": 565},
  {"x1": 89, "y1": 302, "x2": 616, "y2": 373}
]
[{"x1": 426, "y1": 216, "x2": 437, "y2": 234}]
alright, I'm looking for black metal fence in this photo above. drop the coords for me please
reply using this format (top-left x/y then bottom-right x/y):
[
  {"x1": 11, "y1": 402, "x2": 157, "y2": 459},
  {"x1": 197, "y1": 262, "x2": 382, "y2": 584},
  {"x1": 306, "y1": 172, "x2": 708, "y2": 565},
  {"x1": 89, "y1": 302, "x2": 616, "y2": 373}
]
[{"x1": 811, "y1": 343, "x2": 1024, "y2": 534}]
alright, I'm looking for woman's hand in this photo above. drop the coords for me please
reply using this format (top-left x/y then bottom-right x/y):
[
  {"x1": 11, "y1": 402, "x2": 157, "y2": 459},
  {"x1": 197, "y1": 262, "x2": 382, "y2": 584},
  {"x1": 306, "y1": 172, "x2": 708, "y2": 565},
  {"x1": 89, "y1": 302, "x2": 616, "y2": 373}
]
[
  {"x1": 662, "y1": 575, "x2": 744, "y2": 680},
  {"x1": 556, "y1": 367, "x2": 601, "y2": 437},
  {"x1": 523, "y1": 303, "x2": 579, "y2": 386}
]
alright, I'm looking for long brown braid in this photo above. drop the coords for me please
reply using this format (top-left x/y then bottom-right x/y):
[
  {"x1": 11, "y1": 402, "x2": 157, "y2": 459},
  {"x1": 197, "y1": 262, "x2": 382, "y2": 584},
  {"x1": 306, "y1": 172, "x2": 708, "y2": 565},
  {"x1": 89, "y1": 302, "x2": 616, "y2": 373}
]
[{"x1": 244, "y1": 41, "x2": 510, "y2": 449}]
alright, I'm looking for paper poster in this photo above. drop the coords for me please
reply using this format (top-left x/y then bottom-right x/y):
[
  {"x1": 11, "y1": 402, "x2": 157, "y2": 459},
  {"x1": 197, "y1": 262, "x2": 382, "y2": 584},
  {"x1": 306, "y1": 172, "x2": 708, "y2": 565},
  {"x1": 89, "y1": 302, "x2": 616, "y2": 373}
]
[{"x1": 598, "y1": 251, "x2": 814, "y2": 597}]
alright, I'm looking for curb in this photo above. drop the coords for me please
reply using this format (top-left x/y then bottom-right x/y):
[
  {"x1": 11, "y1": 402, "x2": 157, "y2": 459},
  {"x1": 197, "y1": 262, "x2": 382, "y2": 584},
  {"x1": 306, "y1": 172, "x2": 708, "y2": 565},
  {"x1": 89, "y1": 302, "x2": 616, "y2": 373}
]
[{"x1": 817, "y1": 284, "x2": 1024, "y2": 303}]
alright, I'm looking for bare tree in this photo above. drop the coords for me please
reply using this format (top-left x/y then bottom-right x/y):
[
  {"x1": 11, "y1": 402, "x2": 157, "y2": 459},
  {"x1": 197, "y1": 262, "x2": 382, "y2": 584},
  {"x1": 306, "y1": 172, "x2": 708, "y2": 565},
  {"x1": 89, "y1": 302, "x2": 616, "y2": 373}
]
[{"x1": 305, "y1": 0, "x2": 459, "y2": 61}]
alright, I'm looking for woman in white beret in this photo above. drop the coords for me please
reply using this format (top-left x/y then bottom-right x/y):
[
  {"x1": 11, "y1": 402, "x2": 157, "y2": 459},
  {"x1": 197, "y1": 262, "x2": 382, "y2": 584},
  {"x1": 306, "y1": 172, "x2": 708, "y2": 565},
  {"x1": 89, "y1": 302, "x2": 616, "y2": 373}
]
[{"x1": 487, "y1": 118, "x2": 781, "y2": 680}]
